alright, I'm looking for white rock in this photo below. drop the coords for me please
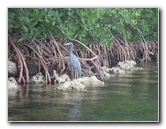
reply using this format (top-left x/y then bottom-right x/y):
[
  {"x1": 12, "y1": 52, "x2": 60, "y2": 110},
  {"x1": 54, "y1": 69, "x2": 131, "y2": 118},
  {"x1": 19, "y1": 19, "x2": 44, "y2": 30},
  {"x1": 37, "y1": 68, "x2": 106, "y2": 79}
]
[
  {"x1": 8, "y1": 77, "x2": 18, "y2": 89},
  {"x1": 101, "y1": 66, "x2": 112, "y2": 73},
  {"x1": 126, "y1": 60, "x2": 137, "y2": 66},
  {"x1": 101, "y1": 66, "x2": 114, "y2": 78},
  {"x1": 110, "y1": 67, "x2": 125, "y2": 74},
  {"x1": 119, "y1": 63, "x2": 133, "y2": 70},
  {"x1": 56, "y1": 75, "x2": 104, "y2": 91},
  {"x1": 53, "y1": 70, "x2": 71, "y2": 84},
  {"x1": 52, "y1": 70, "x2": 71, "y2": 84},
  {"x1": 8, "y1": 60, "x2": 17, "y2": 77},
  {"x1": 56, "y1": 80, "x2": 86, "y2": 91},
  {"x1": 103, "y1": 71, "x2": 112, "y2": 78},
  {"x1": 117, "y1": 61, "x2": 124, "y2": 67},
  {"x1": 117, "y1": 60, "x2": 137, "y2": 70},
  {"x1": 31, "y1": 72, "x2": 46, "y2": 84},
  {"x1": 8, "y1": 77, "x2": 18, "y2": 95},
  {"x1": 78, "y1": 76, "x2": 104, "y2": 86},
  {"x1": 52, "y1": 70, "x2": 58, "y2": 78}
]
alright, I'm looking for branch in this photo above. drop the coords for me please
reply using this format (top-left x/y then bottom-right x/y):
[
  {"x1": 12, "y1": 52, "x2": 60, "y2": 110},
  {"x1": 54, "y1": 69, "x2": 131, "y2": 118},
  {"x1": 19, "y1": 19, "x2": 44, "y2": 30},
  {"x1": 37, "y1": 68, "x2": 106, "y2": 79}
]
[{"x1": 72, "y1": 38, "x2": 98, "y2": 61}]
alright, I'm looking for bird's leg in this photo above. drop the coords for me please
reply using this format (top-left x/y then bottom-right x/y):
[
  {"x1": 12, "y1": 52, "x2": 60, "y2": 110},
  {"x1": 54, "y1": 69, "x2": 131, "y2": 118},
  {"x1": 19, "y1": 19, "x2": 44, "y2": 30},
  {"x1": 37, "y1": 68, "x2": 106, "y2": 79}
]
[
  {"x1": 76, "y1": 73, "x2": 78, "y2": 79},
  {"x1": 74, "y1": 72, "x2": 78, "y2": 80},
  {"x1": 71, "y1": 67, "x2": 74, "y2": 80},
  {"x1": 74, "y1": 72, "x2": 76, "y2": 80}
]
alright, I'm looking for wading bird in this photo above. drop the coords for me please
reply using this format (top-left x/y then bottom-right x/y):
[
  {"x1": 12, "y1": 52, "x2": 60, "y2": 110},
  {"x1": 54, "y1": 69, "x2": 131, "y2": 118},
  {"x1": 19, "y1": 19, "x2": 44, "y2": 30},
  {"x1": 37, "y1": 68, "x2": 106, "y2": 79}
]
[{"x1": 63, "y1": 42, "x2": 82, "y2": 79}]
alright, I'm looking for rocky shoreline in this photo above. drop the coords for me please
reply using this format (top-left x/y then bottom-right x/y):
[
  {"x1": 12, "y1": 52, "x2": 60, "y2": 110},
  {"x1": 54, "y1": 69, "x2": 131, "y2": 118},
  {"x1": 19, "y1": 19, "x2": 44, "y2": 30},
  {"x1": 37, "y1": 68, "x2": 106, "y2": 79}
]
[{"x1": 8, "y1": 60, "x2": 143, "y2": 91}]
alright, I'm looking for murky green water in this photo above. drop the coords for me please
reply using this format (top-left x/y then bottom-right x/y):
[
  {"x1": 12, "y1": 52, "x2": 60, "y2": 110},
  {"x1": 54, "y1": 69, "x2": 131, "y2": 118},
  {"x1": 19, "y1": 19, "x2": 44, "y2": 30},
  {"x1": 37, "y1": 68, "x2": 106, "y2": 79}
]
[{"x1": 8, "y1": 62, "x2": 158, "y2": 122}]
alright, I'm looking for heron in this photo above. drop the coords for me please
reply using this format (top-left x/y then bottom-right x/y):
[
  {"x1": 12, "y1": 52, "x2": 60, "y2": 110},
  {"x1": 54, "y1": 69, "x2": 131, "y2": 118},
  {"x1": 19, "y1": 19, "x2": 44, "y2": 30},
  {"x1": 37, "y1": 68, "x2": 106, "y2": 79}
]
[{"x1": 63, "y1": 42, "x2": 82, "y2": 79}]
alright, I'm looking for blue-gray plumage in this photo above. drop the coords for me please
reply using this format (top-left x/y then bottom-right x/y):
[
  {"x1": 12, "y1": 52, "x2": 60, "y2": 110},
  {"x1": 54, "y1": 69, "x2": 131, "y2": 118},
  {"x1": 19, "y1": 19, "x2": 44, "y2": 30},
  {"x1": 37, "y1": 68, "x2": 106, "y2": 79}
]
[{"x1": 64, "y1": 42, "x2": 82, "y2": 76}]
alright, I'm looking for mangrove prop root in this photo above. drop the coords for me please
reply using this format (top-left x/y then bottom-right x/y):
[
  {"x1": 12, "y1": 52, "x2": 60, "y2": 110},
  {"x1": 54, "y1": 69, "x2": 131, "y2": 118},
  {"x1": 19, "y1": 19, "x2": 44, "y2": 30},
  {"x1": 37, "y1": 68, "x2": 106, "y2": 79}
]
[
  {"x1": 8, "y1": 32, "x2": 158, "y2": 84},
  {"x1": 133, "y1": 25, "x2": 152, "y2": 62},
  {"x1": 9, "y1": 37, "x2": 26, "y2": 83},
  {"x1": 50, "y1": 33, "x2": 66, "y2": 76},
  {"x1": 17, "y1": 49, "x2": 30, "y2": 83},
  {"x1": 25, "y1": 44, "x2": 51, "y2": 83},
  {"x1": 110, "y1": 32, "x2": 127, "y2": 61}
]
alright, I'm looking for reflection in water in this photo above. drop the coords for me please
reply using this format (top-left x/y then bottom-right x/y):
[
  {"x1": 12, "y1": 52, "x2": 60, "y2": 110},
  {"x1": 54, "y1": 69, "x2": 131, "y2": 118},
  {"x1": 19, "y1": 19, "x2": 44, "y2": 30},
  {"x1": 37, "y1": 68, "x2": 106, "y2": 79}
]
[
  {"x1": 69, "y1": 101, "x2": 82, "y2": 120},
  {"x1": 8, "y1": 62, "x2": 158, "y2": 121}
]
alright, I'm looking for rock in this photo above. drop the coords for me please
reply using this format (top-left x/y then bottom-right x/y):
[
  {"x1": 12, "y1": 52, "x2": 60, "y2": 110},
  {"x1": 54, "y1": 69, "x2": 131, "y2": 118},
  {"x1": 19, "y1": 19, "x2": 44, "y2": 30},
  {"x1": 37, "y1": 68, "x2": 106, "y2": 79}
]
[
  {"x1": 8, "y1": 77, "x2": 18, "y2": 89},
  {"x1": 52, "y1": 70, "x2": 58, "y2": 78},
  {"x1": 119, "y1": 63, "x2": 133, "y2": 70},
  {"x1": 110, "y1": 67, "x2": 125, "y2": 74},
  {"x1": 31, "y1": 72, "x2": 46, "y2": 84},
  {"x1": 55, "y1": 74, "x2": 71, "y2": 84},
  {"x1": 8, "y1": 77, "x2": 18, "y2": 95},
  {"x1": 101, "y1": 66, "x2": 114, "y2": 78},
  {"x1": 116, "y1": 60, "x2": 143, "y2": 71},
  {"x1": 117, "y1": 60, "x2": 136, "y2": 71},
  {"x1": 56, "y1": 80, "x2": 86, "y2": 91},
  {"x1": 103, "y1": 71, "x2": 112, "y2": 78},
  {"x1": 55, "y1": 76, "x2": 104, "y2": 91},
  {"x1": 126, "y1": 60, "x2": 137, "y2": 66},
  {"x1": 52, "y1": 70, "x2": 71, "y2": 84},
  {"x1": 78, "y1": 76, "x2": 104, "y2": 86},
  {"x1": 8, "y1": 60, "x2": 17, "y2": 77},
  {"x1": 101, "y1": 66, "x2": 112, "y2": 73},
  {"x1": 117, "y1": 61, "x2": 124, "y2": 67}
]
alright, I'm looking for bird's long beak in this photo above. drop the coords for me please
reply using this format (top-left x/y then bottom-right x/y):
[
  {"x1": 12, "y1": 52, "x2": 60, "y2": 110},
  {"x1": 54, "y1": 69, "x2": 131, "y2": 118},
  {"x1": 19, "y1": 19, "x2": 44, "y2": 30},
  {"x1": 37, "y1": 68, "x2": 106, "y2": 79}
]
[{"x1": 63, "y1": 43, "x2": 70, "y2": 46}]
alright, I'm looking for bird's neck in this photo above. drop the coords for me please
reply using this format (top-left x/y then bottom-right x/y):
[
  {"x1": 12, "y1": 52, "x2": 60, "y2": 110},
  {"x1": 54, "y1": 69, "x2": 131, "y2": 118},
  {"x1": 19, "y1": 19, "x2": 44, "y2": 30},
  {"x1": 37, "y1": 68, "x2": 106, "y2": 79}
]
[
  {"x1": 70, "y1": 50, "x2": 74, "y2": 57},
  {"x1": 70, "y1": 44, "x2": 74, "y2": 53}
]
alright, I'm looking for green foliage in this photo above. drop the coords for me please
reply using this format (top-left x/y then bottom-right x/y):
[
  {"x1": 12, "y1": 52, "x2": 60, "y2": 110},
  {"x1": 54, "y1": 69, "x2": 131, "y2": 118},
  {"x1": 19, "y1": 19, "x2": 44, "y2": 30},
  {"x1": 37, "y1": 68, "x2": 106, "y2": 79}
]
[{"x1": 8, "y1": 8, "x2": 158, "y2": 45}]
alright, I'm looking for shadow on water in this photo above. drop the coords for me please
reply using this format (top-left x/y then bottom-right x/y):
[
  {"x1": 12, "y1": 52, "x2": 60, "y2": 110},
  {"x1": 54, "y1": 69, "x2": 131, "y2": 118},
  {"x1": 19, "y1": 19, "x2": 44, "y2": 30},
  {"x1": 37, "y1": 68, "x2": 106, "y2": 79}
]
[{"x1": 8, "y1": 62, "x2": 158, "y2": 121}]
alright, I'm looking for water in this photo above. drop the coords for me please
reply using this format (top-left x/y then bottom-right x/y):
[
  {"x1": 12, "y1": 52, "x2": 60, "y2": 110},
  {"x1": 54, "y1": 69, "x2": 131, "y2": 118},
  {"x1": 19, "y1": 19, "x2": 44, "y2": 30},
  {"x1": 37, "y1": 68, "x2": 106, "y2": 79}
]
[{"x1": 8, "y1": 62, "x2": 158, "y2": 122}]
